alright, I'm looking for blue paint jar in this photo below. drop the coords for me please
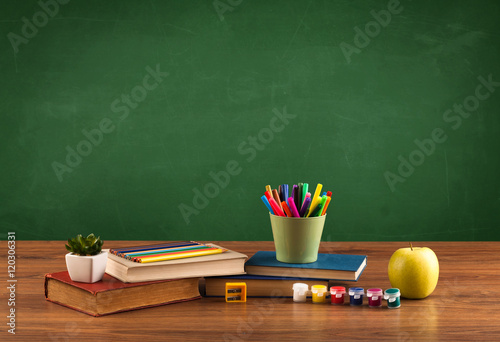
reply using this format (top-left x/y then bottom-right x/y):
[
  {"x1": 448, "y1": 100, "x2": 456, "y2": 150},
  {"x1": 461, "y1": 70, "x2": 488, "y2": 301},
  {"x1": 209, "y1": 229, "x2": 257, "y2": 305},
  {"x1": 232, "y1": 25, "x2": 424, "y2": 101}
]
[{"x1": 348, "y1": 287, "x2": 364, "y2": 306}]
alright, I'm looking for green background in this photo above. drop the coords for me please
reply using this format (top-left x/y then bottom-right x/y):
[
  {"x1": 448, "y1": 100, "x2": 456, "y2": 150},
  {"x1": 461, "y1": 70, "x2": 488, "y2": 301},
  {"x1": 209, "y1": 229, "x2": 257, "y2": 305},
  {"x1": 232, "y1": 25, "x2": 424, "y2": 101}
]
[{"x1": 1, "y1": 0, "x2": 499, "y2": 241}]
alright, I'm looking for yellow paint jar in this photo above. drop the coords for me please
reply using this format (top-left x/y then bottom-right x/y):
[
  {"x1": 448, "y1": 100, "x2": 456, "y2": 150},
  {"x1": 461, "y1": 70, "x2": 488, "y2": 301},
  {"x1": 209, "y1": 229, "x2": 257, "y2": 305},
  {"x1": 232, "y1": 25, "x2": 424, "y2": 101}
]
[{"x1": 311, "y1": 285, "x2": 328, "y2": 304}]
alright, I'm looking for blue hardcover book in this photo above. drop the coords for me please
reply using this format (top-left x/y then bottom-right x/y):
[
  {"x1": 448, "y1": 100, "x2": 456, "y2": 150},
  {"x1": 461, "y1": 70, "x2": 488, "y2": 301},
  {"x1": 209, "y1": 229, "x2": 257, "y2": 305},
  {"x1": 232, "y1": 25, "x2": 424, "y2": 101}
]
[
  {"x1": 204, "y1": 274, "x2": 330, "y2": 297},
  {"x1": 244, "y1": 251, "x2": 367, "y2": 281}
]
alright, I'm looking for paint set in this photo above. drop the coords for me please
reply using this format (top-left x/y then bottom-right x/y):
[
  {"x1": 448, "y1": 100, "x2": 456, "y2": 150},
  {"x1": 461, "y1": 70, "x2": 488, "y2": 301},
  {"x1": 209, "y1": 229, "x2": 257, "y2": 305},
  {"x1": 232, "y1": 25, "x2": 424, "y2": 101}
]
[{"x1": 292, "y1": 284, "x2": 401, "y2": 308}]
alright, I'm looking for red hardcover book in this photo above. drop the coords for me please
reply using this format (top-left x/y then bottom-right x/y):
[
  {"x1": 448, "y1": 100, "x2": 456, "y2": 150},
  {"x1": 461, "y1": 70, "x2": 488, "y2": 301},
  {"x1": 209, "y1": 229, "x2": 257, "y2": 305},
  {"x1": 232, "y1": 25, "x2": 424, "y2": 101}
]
[{"x1": 45, "y1": 271, "x2": 201, "y2": 316}]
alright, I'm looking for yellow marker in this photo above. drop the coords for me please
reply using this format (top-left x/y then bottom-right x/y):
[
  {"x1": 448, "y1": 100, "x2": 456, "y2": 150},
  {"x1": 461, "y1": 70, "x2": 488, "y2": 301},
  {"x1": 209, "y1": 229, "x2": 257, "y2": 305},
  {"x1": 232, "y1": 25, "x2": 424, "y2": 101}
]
[
  {"x1": 307, "y1": 183, "x2": 322, "y2": 216},
  {"x1": 265, "y1": 185, "x2": 272, "y2": 198},
  {"x1": 321, "y1": 196, "x2": 332, "y2": 216}
]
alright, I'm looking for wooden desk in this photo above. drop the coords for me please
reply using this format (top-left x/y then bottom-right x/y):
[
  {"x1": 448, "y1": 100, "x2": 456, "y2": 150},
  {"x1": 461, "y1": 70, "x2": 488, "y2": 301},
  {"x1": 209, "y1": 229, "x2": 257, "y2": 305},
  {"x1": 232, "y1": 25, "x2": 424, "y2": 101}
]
[{"x1": 2, "y1": 241, "x2": 499, "y2": 341}]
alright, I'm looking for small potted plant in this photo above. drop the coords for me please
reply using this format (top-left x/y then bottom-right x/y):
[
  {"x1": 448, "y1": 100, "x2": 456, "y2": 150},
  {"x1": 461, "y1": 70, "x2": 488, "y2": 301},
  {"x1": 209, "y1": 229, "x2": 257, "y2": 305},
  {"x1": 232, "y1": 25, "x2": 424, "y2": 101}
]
[{"x1": 65, "y1": 233, "x2": 107, "y2": 283}]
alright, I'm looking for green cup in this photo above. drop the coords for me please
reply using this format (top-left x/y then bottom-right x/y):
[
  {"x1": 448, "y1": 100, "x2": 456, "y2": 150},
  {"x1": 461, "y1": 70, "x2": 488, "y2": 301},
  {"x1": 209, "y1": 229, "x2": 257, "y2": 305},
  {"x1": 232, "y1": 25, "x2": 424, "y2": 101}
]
[{"x1": 269, "y1": 213, "x2": 326, "y2": 263}]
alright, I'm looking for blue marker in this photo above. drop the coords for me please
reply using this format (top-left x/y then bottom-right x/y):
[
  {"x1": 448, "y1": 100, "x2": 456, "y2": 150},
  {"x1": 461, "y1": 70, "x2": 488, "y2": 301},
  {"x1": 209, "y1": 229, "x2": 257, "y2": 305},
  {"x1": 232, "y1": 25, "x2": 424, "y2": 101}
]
[{"x1": 261, "y1": 195, "x2": 274, "y2": 214}]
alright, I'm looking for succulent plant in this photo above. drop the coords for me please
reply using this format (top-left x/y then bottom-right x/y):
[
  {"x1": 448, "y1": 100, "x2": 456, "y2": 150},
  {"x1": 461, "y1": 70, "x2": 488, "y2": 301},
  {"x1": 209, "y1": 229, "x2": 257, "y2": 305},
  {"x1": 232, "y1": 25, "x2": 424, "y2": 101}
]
[{"x1": 65, "y1": 233, "x2": 104, "y2": 256}]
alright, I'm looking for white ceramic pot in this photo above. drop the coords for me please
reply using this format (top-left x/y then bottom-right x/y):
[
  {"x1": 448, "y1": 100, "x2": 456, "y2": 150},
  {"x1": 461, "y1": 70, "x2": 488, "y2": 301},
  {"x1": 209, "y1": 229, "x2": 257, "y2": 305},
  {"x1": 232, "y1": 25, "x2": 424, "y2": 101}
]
[{"x1": 65, "y1": 251, "x2": 108, "y2": 283}]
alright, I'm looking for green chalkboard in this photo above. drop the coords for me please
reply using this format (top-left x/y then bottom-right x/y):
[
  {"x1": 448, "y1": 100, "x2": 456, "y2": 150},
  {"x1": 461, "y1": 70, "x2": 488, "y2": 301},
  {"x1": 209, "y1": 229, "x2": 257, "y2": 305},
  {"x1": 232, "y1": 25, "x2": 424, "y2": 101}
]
[{"x1": 1, "y1": 0, "x2": 499, "y2": 241}]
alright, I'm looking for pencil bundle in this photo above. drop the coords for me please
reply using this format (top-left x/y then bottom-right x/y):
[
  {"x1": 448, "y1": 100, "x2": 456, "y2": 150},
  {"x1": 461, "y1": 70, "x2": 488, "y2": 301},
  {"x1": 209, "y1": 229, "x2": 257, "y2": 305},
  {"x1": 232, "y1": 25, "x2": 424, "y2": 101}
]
[
  {"x1": 260, "y1": 183, "x2": 332, "y2": 218},
  {"x1": 109, "y1": 241, "x2": 227, "y2": 263}
]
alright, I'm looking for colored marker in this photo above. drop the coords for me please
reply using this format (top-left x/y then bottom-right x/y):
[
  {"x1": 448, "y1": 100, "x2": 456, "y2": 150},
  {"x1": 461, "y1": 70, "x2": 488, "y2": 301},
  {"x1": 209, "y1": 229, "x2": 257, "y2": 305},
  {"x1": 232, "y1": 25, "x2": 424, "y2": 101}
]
[
  {"x1": 261, "y1": 195, "x2": 274, "y2": 214},
  {"x1": 322, "y1": 196, "x2": 332, "y2": 215},
  {"x1": 298, "y1": 183, "x2": 304, "y2": 210},
  {"x1": 278, "y1": 185, "x2": 283, "y2": 202},
  {"x1": 281, "y1": 201, "x2": 292, "y2": 217},
  {"x1": 283, "y1": 184, "x2": 289, "y2": 203},
  {"x1": 307, "y1": 196, "x2": 321, "y2": 217},
  {"x1": 264, "y1": 191, "x2": 272, "y2": 200},
  {"x1": 269, "y1": 197, "x2": 285, "y2": 216},
  {"x1": 310, "y1": 195, "x2": 327, "y2": 217},
  {"x1": 321, "y1": 192, "x2": 327, "y2": 197},
  {"x1": 302, "y1": 183, "x2": 309, "y2": 207},
  {"x1": 292, "y1": 185, "x2": 299, "y2": 211},
  {"x1": 265, "y1": 185, "x2": 272, "y2": 199},
  {"x1": 327, "y1": 191, "x2": 332, "y2": 197},
  {"x1": 305, "y1": 192, "x2": 311, "y2": 199},
  {"x1": 299, "y1": 196, "x2": 312, "y2": 217},
  {"x1": 308, "y1": 183, "x2": 323, "y2": 217},
  {"x1": 272, "y1": 189, "x2": 283, "y2": 211},
  {"x1": 287, "y1": 197, "x2": 300, "y2": 217}
]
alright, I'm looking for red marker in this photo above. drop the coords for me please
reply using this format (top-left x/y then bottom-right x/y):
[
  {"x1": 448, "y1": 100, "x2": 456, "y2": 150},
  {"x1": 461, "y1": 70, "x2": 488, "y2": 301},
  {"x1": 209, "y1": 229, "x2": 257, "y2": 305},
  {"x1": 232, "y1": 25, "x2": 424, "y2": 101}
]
[{"x1": 269, "y1": 198, "x2": 285, "y2": 216}]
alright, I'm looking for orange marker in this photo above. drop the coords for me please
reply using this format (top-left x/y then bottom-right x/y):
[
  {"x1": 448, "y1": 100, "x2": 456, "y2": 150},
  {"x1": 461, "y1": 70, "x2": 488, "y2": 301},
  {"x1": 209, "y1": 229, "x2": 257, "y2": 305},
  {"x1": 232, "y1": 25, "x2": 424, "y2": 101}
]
[
  {"x1": 272, "y1": 189, "x2": 283, "y2": 211},
  {"x1": 281, "y1": 201, "x2": 292, "y2": 217},
  {"x1": 322, "y1": 196, "x2": 332, "y2": 215}
]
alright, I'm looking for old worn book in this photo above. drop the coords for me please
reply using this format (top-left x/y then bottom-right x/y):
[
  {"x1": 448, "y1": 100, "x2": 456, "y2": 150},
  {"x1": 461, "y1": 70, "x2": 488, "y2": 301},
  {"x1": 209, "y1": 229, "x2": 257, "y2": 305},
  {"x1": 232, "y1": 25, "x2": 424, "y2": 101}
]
[
  {"x1": 105, "y1": 244, "x2": 247, "y2": 283},
  {"x1": 245, "y1": 251, "x2": 367, "y2": 281},
  {"x1": 204, "y1": 274, "x2": 330, "y2": 297},
  {"x1": 45, "y1": 271, "x2": 201, "y2": 316}
]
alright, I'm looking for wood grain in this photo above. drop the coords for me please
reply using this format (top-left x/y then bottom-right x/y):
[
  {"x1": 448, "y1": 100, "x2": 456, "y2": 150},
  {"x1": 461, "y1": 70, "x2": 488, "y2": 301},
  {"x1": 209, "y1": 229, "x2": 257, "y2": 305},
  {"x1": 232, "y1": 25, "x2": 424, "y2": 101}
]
[{"x1": 1, "y1": 241, "x2": 499, "y2": 341}]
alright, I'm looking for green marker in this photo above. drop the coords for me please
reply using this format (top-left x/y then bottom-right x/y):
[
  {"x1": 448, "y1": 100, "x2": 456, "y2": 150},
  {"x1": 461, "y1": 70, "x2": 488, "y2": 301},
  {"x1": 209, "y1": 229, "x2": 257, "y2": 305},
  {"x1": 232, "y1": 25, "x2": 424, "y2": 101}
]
[
  {"x1": 302, "y1": 183, "x2": 309, "y2": 208},
  {"x1": 311, "y1": 195, "x2": 328, "y2": 217}
]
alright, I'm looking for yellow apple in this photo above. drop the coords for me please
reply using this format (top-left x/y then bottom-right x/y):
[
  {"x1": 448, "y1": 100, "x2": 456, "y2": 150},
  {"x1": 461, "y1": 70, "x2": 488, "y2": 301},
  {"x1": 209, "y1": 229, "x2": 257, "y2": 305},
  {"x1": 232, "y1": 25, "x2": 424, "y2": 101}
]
[{"x1": 388, "y1": 244, "x2": 439, "y2": 299}]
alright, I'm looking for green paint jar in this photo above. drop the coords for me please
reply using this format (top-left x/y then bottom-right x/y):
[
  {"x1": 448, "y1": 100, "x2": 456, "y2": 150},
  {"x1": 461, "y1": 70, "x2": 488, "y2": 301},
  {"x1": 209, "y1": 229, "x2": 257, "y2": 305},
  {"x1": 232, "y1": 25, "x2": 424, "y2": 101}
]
[{"x1": 384, "y1": 288, "x2": 401, "y2": 309}]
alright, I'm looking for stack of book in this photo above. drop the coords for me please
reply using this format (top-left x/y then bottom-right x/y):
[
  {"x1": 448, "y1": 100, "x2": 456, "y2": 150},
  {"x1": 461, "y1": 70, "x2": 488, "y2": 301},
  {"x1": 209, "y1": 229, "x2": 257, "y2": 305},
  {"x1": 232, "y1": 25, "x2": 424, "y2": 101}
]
[
  {"x1": 205, "y1": 251, "x2": 367, "y2": 298},
  {"x1": 45, "y1": 242, "x2": 247, "y2": 316}
]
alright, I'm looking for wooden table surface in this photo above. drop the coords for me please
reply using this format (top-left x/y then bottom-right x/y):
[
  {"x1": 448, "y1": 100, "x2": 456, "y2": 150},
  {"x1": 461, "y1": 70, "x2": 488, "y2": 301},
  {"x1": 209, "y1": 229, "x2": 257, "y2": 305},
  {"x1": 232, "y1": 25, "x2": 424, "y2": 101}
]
[{"x1": 2, "y1": 241, "x2": 500, "y2": 341}]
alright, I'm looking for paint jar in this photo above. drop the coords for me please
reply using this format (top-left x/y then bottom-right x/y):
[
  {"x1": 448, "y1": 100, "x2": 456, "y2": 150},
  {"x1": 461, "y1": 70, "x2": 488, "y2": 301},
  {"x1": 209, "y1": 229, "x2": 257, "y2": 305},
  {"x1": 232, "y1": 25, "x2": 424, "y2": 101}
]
[
  {"x1": 348, "y1": 287, "x2": 364, "y2": 306},
  {"x1": 384, "y1": 288, "x2": 401, "y2": 309},
  {"x1": 367, "y1": 288, "x2": 383, "y2": 307},
  {"x1": 311, "y1": 285, "x2": 328, "y2": 304},
  {"x1": 330, "y1": 286, "x2": 346, "y2": 305},
  {"x1": 292, "y1": 283, "x2": 309, "y2": 303}
]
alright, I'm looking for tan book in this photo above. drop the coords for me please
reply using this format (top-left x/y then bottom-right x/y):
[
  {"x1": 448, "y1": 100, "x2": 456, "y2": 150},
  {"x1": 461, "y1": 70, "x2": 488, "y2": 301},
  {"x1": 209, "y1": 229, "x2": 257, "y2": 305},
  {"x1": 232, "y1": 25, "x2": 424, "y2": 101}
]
[
  {"x1": 105, "y1": 244, "x2": 247, "y2": 283},
  {"x1": 45, "y1": 271, "x2": 201, "y2": 316},
  {"x1": 205, "y1": 275, "x2": 330, "y2": 297}
]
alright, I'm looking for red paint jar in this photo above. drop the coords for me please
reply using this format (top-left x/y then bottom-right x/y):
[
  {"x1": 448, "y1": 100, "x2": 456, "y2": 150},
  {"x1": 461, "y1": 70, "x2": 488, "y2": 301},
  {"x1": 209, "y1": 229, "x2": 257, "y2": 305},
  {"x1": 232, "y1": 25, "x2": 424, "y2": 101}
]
[
  {"x1": 330, "y1": 286, "x2": 346, "y2": 305},
  {"x1": 367, "y1": 288, "x2": 383, "y2": 307}
]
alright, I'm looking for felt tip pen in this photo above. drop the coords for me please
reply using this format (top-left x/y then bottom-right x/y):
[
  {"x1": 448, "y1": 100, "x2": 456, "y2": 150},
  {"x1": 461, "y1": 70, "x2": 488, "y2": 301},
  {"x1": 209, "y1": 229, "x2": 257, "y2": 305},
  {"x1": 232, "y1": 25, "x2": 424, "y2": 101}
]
[
  {"x1": 310, "y1": 195, "x2": 327, "y2": 217},
  {"x1": 269, "y1": 197, "x2": 285, "y2": 216},
  {"x1": 283, "y1": 184, "x2": 289, "y2": 203},
  {"x1": 298, "y1": 183, "x2": 304, "y2": 211},
  {"x1": 287, "y1": 197, "x2": 300, "y2": 217},
  {"x1": 299, "y1": 196, "x2": 312, "y2": 217},
  {"x1": 292, "y1": 185, "x2": 299, "y2": 212},
  {"x1": 321, "y1": 196, "x2": 332, "y2": 215},
  {"x1": 261, "y1": 195, "x2": 274, "y2": 214},
  {"x1": 272, "y1": 189, "x2": 283, "y2": 211},
  {"x1": 265, "y1": 185, "x2": 272, "y2": 199},
  {"x1": 308, "y1": 183, "x2": 323, "y2": 217},
  {"x1": 302, "y1": 183, "x2": 309, "y2": 207},
  {"x1": 281, "y1": 201, "x2": 292, "y2": 217}
]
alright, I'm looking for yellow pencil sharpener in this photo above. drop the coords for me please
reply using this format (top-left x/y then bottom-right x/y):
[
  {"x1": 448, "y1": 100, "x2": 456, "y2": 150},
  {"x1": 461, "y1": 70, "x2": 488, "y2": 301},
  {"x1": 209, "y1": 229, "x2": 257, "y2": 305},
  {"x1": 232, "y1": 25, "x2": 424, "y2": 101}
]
[{"x1": 225, "y1": 282, "x2": 247, "y2": 303}]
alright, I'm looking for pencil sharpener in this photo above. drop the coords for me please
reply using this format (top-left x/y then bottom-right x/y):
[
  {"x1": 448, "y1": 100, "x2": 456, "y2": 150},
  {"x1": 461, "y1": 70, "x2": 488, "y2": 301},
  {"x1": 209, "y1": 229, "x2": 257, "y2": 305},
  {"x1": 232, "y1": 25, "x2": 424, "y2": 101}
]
[{"x1": 225, "y1": 282, "x2": 247, "y2": 303}]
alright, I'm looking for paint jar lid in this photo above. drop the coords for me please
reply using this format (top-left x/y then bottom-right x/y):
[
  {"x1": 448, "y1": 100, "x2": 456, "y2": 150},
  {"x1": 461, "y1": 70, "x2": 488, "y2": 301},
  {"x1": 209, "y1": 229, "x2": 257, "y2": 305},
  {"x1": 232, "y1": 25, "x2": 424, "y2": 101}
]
[
  {"x1": 349, "y1": 287, "x2": 364, "y2": 296},
  {"x1": 367, "y1": 288, "x2": 383, "y2": 297},
  {"x1": 311, "y1": 285, "x2": 328, "y2": 293},
  {"x1": 292, "y1": 283, "x2": 309, "y2": 293},
  {"x1": 330, "y1": 286, "x2": 346, "y2": 295},
  {"x1": 384, "y1": 288, "x2": 401, "y2": 297}
]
